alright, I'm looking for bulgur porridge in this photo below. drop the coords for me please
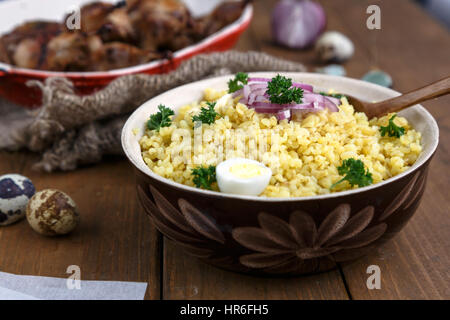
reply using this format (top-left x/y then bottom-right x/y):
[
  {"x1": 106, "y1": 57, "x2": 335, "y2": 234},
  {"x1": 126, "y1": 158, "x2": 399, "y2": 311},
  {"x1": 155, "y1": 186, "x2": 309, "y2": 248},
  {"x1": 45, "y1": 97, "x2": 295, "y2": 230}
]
[{"x1": 139, "y1": 74, "x2": 422, "y2": 198}]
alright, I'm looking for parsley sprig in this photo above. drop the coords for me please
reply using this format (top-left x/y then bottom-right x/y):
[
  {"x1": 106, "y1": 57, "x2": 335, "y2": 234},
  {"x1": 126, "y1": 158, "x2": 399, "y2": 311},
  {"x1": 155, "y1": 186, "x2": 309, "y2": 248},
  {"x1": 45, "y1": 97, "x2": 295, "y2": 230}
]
[
  {"x1": 228, "y1": 72, "x2": 248, "y2": 93},
  {"x1": 380, "y1": 114, "x2": 405, "y2": 138},
  {"x1": 266, "y1": 74, "x2": 303, "y2": 104},
  {"x1": 319, "y1": 92, "x2": 346, "y2": 99},
  {"x1": 192, "y1": 102, "x2": 219, "y2": 125},
  {"x1": 191, "y1": 165, "x2": 216, "y2": 190},
  {"x1": 330, "y1": 158, "x2": 373, "y2": 189},
  {"x1": 147, "y1": 104, "x2": 174, "y2": 132}
]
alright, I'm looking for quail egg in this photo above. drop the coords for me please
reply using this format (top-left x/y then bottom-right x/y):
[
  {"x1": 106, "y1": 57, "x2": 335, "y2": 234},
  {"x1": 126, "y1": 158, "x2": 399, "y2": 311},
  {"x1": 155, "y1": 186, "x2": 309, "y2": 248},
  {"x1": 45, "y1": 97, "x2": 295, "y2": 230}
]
[
  {"x1": 0, "y1": 174, "x2": 35, "y2": 226},
  {"x1": 216, "y1": 158, "x2": 272, "y2": 196},
  {"x1": 26, "y1": 189, "x2": 79, "y2": 236},
  {"x1": 315, "y1": 31, "x2": 354, "y2": 63}
]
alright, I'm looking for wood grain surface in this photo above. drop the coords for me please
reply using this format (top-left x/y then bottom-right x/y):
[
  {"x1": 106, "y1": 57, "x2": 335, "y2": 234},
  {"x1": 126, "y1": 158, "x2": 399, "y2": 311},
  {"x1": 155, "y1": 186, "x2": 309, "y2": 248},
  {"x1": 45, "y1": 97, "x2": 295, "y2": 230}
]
[{"x1": 0, "y1": 0, "x2": 449, "y2": 300}]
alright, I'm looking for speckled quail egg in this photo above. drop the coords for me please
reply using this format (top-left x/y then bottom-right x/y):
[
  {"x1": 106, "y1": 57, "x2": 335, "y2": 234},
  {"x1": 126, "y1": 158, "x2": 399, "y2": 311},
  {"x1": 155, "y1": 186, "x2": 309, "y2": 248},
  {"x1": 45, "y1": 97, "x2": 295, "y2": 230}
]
[
  {"x1": 26, "y1": 189, "x2": 79, "y2": 236},
  {"x1": 0, "y1": 174, "x2": 36, "y2": 226},
  {"x1": 315, "y1": 31, "x2": 354, "y2": 63},
  {"x1": 216, "y1": 158, "x2": 272, "y2": 196}
]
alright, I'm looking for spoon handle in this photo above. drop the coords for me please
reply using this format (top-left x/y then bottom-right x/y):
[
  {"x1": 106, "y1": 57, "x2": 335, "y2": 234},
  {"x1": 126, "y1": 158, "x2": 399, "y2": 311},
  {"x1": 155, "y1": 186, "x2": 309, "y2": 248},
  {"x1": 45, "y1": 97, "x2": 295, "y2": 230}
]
[{"x1": 369, "y1": 76, "x2": 450, "y2": 117}]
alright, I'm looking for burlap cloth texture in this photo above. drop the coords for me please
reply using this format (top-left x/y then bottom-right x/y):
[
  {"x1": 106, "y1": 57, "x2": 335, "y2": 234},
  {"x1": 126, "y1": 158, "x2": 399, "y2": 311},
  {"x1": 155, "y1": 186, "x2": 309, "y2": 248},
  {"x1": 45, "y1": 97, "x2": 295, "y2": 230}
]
[{"x1": 0, "y1": 51, "x2": 306, "y2": 172}]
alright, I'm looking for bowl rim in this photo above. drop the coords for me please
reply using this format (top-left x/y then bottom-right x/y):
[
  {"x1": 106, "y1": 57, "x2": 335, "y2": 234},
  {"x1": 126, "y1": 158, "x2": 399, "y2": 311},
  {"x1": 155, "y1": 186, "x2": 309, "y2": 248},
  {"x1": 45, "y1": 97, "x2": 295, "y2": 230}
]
[
  {"x1": 122, "y1": 72, "x2": 439, "y2": 202},
  {"x1": 0, "y1": 2, "x2": 253, "y2": 77}
]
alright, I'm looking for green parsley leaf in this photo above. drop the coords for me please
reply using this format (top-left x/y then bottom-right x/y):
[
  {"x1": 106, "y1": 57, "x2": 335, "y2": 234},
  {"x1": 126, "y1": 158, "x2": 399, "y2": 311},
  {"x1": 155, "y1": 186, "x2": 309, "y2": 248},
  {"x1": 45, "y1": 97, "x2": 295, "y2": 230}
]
[
  {"x1": 147, "y1": 104, "x2": 174, "y2": 132},
  {"x1": 266, "y1": 74, "x2": 303, "y2": 104},
  {"x1": 319, "y1": 92, "x2": 346, "y2": 99},
  {"x1": 330, "y1": 158, "x2": 373, "y2": 189},
  {"x1": 191, "y1": 165, "x2": 216, "y2": 190},
  {"x1": 228, "y1": 72, "x2": 248, "y2": 93},
  {"x1": 192, "y1": 102, "x2": 219, "y2": 125},
  {"x1": 380, "y1": 114, "x2": 405, "y2": 138}
]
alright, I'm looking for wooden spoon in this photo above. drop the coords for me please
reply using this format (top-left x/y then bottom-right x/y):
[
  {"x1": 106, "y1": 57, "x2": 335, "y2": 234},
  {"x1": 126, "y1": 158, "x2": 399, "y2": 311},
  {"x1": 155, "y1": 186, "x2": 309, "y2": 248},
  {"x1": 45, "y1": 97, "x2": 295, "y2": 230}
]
[{"x1": 346, "y1": 76, "x2": 450, "y2": 119}]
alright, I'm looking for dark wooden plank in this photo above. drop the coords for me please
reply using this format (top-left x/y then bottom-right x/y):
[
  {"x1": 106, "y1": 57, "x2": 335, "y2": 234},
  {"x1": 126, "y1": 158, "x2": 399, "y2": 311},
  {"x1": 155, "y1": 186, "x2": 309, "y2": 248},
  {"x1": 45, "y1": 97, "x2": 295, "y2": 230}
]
[
  {"x1": 0, "y1": 154, "x2": 162, "y2": 300},
  {"x1": 0, "y1": 151, "x2": 28, "y2": 174},
  {"x1": 163, "y1": 239, "x2": 349, "y2": 300},
  {"x1": 325, "y1": 0, "x2": 450, "y2": 299}
]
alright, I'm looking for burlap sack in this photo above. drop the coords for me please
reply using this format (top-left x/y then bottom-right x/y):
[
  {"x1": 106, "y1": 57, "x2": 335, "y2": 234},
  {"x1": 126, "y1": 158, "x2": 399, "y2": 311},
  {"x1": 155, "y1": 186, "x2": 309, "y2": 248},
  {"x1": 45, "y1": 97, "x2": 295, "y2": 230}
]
[{"x1": 0, "y1": 51, "x2": 306, "y2": 171}]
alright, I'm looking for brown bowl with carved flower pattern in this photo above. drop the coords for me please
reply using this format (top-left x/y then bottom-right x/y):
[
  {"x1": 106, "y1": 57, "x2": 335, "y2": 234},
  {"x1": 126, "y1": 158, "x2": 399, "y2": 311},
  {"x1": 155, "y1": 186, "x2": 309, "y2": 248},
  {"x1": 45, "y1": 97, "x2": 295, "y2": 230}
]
[{"x1": 121, "y1": 73, "x2": 439, "y2": 276}]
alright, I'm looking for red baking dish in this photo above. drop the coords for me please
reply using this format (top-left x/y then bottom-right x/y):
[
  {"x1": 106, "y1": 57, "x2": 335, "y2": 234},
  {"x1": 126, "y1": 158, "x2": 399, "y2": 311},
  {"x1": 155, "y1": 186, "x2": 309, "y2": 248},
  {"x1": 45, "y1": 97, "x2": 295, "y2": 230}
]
[{"x1": 0, "y1": 0, "x2": 253, "y2": 108}]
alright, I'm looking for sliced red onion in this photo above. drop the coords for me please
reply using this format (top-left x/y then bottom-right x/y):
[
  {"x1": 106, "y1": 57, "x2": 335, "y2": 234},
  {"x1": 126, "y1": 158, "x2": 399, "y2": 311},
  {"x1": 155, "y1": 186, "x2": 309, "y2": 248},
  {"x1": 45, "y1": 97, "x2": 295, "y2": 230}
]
[
  {"x1": 251, "y1": 101, "x2": 318, "y2": 111},
  {"x1": 250, "y1": 107, "x2": 281, "y2": 113},
  {"x1": 249, "y1": 83, "x2": 268, "y2": 89},
  {"x1": 293, "y1": 84, "x2": 313, "y2": 92},
  {"x1": 271, "y1": 0, "x2": 326, "y2": 49},
  {"x1": 242, "y1": 85, "x2": 251, "y2": 102},
  {"x1": 276, "y1": 109, "x2": 291, "y2": 120},
  {"x1": 288, "y1": 102, "x2": 317, "y2": 110},
  {"x1": 303, "y1": 92, "x2": 324, "y2": 102},
  {"x1": 251, "y1": 102, "x2": 286, "y2": 109},
  {"x1": 324, "y1": 95, "x2": 340, "y2": 106},
  {"x1": 248, "y1": 77, "x2": 313, "y2": 91},
  {"x1": 232, "y1": 88, "x2": 243, "y2": 98},
  {"x1": 323, "y1": 97, "x2": 339, "y2": 112},
  {"x1": 248, "y1": 93, "x2": 256, "y2": 105},
  {"x1": 251, "y1": 88, "x2": 267, "y2": 96},
  {"x1": 228, "y1": 76, "x2": 339, "y2": 120},
  {"x1": 254, "y1": 95, "x2": 268, "y2": 103},
  {"x1": 248, "y1": 77, "x2": 270, "y2": 83},
  {"x1": 249, "y1": 77, "x2": 313, "y2": 91}
]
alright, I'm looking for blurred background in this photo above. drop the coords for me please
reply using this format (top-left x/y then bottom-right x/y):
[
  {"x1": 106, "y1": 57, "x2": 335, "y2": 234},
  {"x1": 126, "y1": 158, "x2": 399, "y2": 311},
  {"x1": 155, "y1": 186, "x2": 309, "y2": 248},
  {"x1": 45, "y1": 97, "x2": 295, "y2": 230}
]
[
  {"x1": 416, "y1": 0, "x2": 450, "y2": 28},
  {"x1": 0, "y1": 0, "x2": 449, "y2": 28}
]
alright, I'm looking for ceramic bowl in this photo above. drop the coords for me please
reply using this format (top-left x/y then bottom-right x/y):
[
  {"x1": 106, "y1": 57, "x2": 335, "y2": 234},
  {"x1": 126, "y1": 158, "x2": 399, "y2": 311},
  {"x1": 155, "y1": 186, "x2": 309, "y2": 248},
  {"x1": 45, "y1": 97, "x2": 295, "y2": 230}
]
[
  {"x1": 0, "y1": 0, "x2": 252, "y2": 107},
  {"x1": 122, "y1": 72, "x2": 439, "y2": 276}
]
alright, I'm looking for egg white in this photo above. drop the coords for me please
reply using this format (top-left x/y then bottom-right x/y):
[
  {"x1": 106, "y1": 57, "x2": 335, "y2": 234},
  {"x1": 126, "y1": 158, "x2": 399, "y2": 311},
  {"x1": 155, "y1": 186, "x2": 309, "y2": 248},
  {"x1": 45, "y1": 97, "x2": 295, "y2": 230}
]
[{"x1": 216, "y1": 158, "x2": 272, "y2": 196}]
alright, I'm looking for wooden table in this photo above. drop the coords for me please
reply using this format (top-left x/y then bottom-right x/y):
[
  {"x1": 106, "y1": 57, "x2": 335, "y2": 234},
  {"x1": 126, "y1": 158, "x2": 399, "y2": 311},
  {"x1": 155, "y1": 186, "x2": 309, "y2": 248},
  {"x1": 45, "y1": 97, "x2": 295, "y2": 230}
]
[{"x1": 0, "y1": 0, "x2": 449, "y2": 300}]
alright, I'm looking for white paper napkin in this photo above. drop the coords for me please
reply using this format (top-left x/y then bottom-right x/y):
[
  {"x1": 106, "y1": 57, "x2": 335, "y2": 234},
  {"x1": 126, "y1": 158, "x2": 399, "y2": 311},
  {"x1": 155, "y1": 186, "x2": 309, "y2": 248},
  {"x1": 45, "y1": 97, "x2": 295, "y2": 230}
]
[
  {"x1": 0, "y1": 271, "x2": 147, "y2": 300},
  {"x1": 0, "y1": 286, "x2": 39, "y2": 300}
]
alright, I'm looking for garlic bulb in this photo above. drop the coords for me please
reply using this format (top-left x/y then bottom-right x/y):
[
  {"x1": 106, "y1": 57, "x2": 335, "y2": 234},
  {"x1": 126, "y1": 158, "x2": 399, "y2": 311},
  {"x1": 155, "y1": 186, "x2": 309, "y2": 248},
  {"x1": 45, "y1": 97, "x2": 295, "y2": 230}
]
[{"x1": 315, "y1": 31, "x2": 354, "y2": 62}]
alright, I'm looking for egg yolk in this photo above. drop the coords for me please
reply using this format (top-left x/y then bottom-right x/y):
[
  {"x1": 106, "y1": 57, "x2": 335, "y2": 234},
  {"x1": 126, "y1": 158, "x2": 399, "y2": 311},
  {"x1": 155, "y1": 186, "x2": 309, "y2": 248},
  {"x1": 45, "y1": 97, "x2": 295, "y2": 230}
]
[{"x1": 229, "y1": 163, "x2": 267, "y2": 179}]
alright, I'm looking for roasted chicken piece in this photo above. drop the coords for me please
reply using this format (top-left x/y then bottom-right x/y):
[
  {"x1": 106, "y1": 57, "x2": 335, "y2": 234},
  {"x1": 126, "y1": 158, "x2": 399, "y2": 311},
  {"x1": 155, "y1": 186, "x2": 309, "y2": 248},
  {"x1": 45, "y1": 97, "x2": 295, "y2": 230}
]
[
  {"x1": 72, "y1": 1, "x2": 135, "y2": 44},
  {"x1": 0, "y1": 40, "x2": 10, "y2": 64},
  {"x1": 91, "y1": 42, "x2": 161, "y2": 71},
  {"x1": 43, "y1": 32, "x2": 157, "y2": 71},
  {"x1": 0, "y1": 0, "x2": 248, "y2": 71},
  {"x1": 127, "y1": 0, "x2": 193, "y2": 51},
  {"x1": 41, "y1": 33, "x2": 102, "y2": 71},
  {"x1": 12, "y1": 38, "x2": 42, "y2": 69},
  {"x1": 198, "y1": 0, "x2": 250, "y2": 36},
  {"x1": 76, "y1": 2, "x2": 115, "y2": 34},
  {"x1": 97, "y1": 7, "x2": 136, "y2": 43},
  {"x1": 0, "y1": 21, "x2": 63, "y2": 69}
]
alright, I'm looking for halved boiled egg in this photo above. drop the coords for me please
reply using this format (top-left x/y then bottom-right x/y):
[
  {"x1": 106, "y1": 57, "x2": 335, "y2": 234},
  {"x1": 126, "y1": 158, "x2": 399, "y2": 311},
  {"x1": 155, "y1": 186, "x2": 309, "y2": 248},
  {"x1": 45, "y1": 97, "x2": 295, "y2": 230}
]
[{"x1": 216, "y1": 158, "x2": 272, "y2": 196}]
